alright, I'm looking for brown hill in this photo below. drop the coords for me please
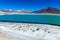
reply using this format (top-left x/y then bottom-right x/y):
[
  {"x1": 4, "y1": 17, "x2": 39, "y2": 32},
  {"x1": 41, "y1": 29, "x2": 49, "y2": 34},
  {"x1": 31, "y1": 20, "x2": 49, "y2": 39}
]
[{"x1": 33, "y1": 7, "x2": 60, "y2": 14}]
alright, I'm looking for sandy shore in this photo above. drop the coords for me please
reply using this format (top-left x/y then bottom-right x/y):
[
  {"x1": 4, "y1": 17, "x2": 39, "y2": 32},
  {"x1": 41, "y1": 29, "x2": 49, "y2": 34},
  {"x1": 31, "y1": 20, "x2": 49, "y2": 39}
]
[{"x1": 0, "y1": 32, "x2": 23, "y2": 40}]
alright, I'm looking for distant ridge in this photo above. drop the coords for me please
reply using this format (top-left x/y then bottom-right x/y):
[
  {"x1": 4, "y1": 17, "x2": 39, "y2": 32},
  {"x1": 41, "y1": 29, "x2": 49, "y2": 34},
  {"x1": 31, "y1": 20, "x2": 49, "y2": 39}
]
[
  {"x1": 1, "y1": 9, "x2": 32, "y2": 13},
  {"x1": 33, "y1": 7, "x2": 60, "y2": 14},
  {"x1": 0, "y1": 7, "x2": 60, "y2": 14}
]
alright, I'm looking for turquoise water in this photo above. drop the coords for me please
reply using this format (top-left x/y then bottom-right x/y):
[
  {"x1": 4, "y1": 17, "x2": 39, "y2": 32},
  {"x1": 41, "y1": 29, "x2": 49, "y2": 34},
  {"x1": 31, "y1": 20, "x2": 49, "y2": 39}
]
[{"x1": 0, "y1": 14, "x2": 60, "y2": 25}]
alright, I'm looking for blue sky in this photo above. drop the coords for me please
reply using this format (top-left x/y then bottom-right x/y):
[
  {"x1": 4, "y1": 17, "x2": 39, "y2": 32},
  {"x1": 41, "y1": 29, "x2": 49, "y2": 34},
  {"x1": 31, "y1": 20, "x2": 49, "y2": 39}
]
[{"x1": 0, "y1": 0, "x2": 60, "y2": 11}]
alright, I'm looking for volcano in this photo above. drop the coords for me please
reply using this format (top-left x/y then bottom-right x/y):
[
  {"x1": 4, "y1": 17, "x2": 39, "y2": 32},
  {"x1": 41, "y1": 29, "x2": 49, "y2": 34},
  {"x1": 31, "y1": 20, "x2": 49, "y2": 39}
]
[{"x1": 33, "y1": 7, "x2": 60, "y2": 14}]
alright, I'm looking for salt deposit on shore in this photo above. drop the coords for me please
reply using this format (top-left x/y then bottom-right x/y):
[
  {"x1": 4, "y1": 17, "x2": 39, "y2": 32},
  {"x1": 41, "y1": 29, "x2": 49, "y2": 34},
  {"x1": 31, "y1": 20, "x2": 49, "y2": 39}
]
[
  {"x1": 0, "y1": 32, "x2": 23, "y2": 40},
  {"x1": 0, "y1": 22, "x2": 60, "y2": 40}
]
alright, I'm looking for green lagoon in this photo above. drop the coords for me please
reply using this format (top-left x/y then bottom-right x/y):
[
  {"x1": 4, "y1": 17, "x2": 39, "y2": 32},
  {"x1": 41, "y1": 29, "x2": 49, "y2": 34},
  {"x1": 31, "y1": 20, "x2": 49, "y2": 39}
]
[{"x1": 0, "y1": 14, "x2": 60, "y2": 26}]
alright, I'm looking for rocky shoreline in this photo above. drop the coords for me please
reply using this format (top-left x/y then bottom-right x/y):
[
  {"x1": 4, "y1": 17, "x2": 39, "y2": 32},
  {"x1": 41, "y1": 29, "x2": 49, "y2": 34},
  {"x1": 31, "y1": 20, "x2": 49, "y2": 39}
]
[{"x1": 0, "y1": 22, "x2": 60, "y2": 40}]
